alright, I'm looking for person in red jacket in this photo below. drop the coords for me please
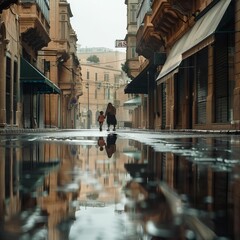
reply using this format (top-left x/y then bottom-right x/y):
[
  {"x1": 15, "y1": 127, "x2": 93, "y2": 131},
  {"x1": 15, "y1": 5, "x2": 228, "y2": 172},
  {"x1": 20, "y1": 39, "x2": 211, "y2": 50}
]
[{"x1": 97, "y1": 111, "x2": 105, "y2": 131}]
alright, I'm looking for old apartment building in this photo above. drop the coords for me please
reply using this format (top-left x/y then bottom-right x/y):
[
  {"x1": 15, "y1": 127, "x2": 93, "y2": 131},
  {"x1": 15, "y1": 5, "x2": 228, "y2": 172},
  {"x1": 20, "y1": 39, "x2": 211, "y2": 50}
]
[
  {"x1": 0, "y1": 0, "x2": 82, "y2": 130},
  {"x1": 77, "y1": 47, "x2": 130, "y2": 129},
  {"x1": 125, "y1": 0, "x2": 240, "y2": 131}
]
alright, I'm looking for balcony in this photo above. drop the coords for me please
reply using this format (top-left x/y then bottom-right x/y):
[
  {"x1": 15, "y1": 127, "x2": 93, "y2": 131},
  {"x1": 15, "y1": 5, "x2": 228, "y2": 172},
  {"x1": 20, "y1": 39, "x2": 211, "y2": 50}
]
[
  {"x1": 19, "y1": 0, "x2": 50, "y2": 51},
  {"x1": 168, "y1": 0, "x2": 193, "y2": 15},
  {"x1": 152, "y1": 1, "x2": 180, "y2": 36},
  {"x1": 20, "y1": 0, "x2": 50, "y2": 21},
  {"x1": 136, "y1": 13, "x2": 164, "y2": 59},
  {"x1": 136, "y1": 0, "x2": 183, "y2": 58},
  {"x1": 127, "y1": 57, "x2": 141, "y2": 79}
]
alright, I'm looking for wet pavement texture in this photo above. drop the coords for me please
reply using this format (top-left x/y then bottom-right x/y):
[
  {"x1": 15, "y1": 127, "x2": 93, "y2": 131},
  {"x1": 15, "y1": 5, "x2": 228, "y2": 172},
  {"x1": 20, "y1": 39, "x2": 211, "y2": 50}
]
[{"x1": 0, "y1": 129, "x2": 240, "y2": 240}]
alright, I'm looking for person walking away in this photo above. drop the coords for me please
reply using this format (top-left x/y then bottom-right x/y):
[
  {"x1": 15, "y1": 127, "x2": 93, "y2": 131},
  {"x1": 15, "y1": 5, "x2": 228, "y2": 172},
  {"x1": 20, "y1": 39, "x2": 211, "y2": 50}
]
[
  {"x1": 97, "y1": 111, "x2": 105, "y2": 131},
  {"x1": 105, "y1": 102, "x2": 117, "y2": 131}
]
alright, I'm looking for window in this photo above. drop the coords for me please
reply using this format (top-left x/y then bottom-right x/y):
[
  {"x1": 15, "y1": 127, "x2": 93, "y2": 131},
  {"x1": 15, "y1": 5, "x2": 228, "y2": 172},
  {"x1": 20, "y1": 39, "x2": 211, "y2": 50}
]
[
  {"x1": 104, "y1": 73, "x2": 109, "y2": 81},
  {"x1": 6, "y1": 57, "x2": 11, "y2": 124},
  {"x1": 13, "y1": 60, "x2": 18, "y2": 124},
  {"x1": 104, "y1": 83, "x2": 110, "y2": 100},
  {"x1": 95, "y1": 89, "x2": 97, "y2": 99},
  {"x1": 44, "y1": 60, "x2": 50, "y2": 73},
  {"x1": 130, "y1": 4, "x2": 137, "y2": 23},
  {"x1": 131, "y1": 47, "x2": 136, "y2": 58},
  {"x1": 60, "y1": 14, "x2": 66, "y2": 39}
]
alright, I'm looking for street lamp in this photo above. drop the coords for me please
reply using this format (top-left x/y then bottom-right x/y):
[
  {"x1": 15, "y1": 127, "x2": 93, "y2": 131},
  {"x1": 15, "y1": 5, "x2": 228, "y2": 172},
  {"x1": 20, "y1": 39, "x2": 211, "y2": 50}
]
[{"x1": 86, "y1": 81, "x2": 90, "y2": 129}]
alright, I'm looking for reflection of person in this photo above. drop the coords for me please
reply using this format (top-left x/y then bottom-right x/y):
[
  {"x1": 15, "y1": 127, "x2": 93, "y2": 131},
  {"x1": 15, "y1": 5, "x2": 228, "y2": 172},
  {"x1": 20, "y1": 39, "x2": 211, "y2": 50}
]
[
  {"x1": 97, "y1": 137, "x2": 106, "y2": 151},
  {"x1": 105, "y1": 102, "x2": 117, "y2": 131},
  {"x1": 97, "y1": 111, "x2": 105, "y2": 131},
  {"x1": 105, "y1": 134, "x2": 117, "y2": 158}
]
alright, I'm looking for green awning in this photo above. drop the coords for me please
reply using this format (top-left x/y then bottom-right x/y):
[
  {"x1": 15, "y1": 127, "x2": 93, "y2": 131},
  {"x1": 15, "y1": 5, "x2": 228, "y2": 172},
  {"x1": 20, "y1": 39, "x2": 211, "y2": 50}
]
[
  {"x1": 124, "y1": 64, "x2": 150, "y2": 94},
  {"x1": 20, "y1": 57, "x2": 61, "y2": 94},
  {"x1": 20, "y1": 160, "x2": 60, "y2": 193},
  {"x1": 123, "y1": 149, "x2": 141, "y2": 159},
  {"x1": 123, "y1": 96, "x2": 141, "y2": 109}
]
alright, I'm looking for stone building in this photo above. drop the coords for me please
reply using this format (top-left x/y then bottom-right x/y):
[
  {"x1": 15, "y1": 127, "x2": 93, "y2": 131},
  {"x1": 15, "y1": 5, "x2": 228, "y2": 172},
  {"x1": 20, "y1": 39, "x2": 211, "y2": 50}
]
[
  {"x1": 125, "y1": 0, "x2": 240, "y2": 131},
  {"x1": 0, "y1": 1, "x2": 82, "y2": 238},
  {"x1": 40, "y1": 0, "x2": 82, "y2": 129},
  {"x1": 77, "y1": 47, "x2": 129, "y2": 129},
  {"x1": 0, "y1": 0, "x2": 82, "y2": 129},
  {"x1": 124, "y1": 0, "x2": 153, "y2": 129}
]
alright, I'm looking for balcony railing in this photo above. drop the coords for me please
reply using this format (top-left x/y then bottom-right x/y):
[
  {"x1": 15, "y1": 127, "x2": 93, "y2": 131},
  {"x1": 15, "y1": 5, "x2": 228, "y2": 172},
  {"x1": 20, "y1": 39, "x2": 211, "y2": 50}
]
[
  {"x1": 136, "y1": 0, "x2": 152, "y2": 28},
  {"x1": 20, "y1": 0, "x2": 50, "y2": 22}
]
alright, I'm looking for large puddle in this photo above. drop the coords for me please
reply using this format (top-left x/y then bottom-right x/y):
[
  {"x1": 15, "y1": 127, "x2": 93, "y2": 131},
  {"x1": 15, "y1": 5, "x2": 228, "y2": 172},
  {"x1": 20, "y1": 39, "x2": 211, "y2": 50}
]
[{"x1": 0, "y1": 132, "x2": 240, "y2": 239}]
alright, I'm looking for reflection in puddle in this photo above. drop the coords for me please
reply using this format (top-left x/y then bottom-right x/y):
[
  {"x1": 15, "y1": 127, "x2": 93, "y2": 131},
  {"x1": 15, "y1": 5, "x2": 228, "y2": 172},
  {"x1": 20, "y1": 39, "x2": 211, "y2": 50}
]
[{"x1": 0, "y1": 133, "x2": 239, "y2": 239}]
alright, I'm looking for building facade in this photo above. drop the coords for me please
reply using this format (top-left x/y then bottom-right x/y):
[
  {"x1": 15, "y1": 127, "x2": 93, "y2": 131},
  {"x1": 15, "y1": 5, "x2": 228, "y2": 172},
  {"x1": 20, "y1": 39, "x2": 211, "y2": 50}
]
[
  {"x1": 41, "y1": 0, "x2": 83, "y2": 129},
  {"x1": 0, "y1": 1, "x2": 82, "y2": 238},
  {"x1": 124, "y1": 0, "x2": 146, "y2": 129},
  {"x1": 0, "y1": 0, "x2": 82, "y2": 130},
  {"x1": 0, "y1": 0, "x2": 54, "y2": 129},
  {"x1": 77, "y1": 47, "x2": 129, "y2": 129},
  {"x1": 125, "y1": 0, "x2": 240, "y2": 131}
]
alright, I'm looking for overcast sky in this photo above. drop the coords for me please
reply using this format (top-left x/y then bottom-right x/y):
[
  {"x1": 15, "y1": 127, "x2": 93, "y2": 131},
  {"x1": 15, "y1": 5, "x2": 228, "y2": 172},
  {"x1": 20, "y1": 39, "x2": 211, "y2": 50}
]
[{"x1": 67, "y1": 0, "x2": 127, "y2": 50}]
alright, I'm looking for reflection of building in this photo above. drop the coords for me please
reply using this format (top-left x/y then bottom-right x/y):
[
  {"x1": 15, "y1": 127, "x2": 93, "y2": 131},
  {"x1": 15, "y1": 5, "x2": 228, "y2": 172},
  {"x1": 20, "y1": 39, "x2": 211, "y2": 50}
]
[
  {"x1": 42, "y1": 144, "x2": 80, "y2": 240},
  {"x1": 77, "y1": 47, "x2": 129, "y2": 129},
  {"x1": 124, "y1": 0, "x2": 240, "y2": 131},
  {"x1": 0, "y1": 139, "x2": 81, "y2": 240},
  {"x1": 123, "y1": 137, "x2": 240, "y2": 239},
  {"x1": 78, "y1": 137, "x2": 130, "y2": 206}
]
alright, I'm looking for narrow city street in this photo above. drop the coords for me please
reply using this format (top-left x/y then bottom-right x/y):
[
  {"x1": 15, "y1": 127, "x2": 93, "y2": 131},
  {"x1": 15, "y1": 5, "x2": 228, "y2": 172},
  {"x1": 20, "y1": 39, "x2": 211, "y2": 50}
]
[
  {"x1": 1, "y1": 0, "x2": 240, "y2": 239},
  {"x1": 0, "y1": 129, "x2": 240, "y2": 240}
]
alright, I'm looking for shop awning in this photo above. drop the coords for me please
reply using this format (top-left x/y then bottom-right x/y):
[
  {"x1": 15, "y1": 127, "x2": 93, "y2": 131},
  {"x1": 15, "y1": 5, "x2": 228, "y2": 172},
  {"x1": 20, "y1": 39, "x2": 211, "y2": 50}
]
[
  {"x1": 20, "y1": 57, "x2": 61, "y2": 94},
  {"x1": 156, "y1": 0, "x2": 231, "y2": 83},
  {"x1": 123, "y1": 96, "x2": 141, "y2": 109},
  {"x1": 20, "y1": 160, "x2": 60, "y2": 193},
  {"x1": 124, "y1": 63, "x2": 151, "y2": 94},
  {"x1": 123, "y1": 149, "x2": 141, "y2": 159}
]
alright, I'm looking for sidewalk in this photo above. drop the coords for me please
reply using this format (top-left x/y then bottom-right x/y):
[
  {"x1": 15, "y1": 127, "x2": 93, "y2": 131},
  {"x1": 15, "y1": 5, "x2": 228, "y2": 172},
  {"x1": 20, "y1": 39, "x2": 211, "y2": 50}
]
[
  {"x1": 0, "y1": 127, "x2": 59, "y2": 134},
  {"x1": 0, "y1": 127, "x2": 240, "y2": 135}
]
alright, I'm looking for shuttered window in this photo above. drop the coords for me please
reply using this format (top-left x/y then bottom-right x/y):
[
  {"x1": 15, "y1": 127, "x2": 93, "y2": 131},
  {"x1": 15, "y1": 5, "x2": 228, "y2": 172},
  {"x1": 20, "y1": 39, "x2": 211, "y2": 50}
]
[
  {"x1": 161, "y1": 82, "x2": 166, "y2": 129},
  {"x1": 6, "y1": 57, "x2": 11, "y2": 124},
  {"x1": 214, "y1": 33, "x2": 233, "y2": 123},
  {"x1": 196, "y1": 48, "x2": 208, "y2": 124},
  {"x1": 175, "y1": 69, "x2": 184, "y2": 127}
]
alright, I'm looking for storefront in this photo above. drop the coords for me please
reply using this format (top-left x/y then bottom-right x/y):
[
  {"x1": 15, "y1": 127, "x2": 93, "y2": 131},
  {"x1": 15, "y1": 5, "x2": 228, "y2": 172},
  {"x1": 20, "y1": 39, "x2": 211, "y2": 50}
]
[
  {"x1": 156, "y1": 0, "x2": 234, "y2": 130},
  {"x1": 20, "y1": 57, "x2": 61, "y2": 128}
]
